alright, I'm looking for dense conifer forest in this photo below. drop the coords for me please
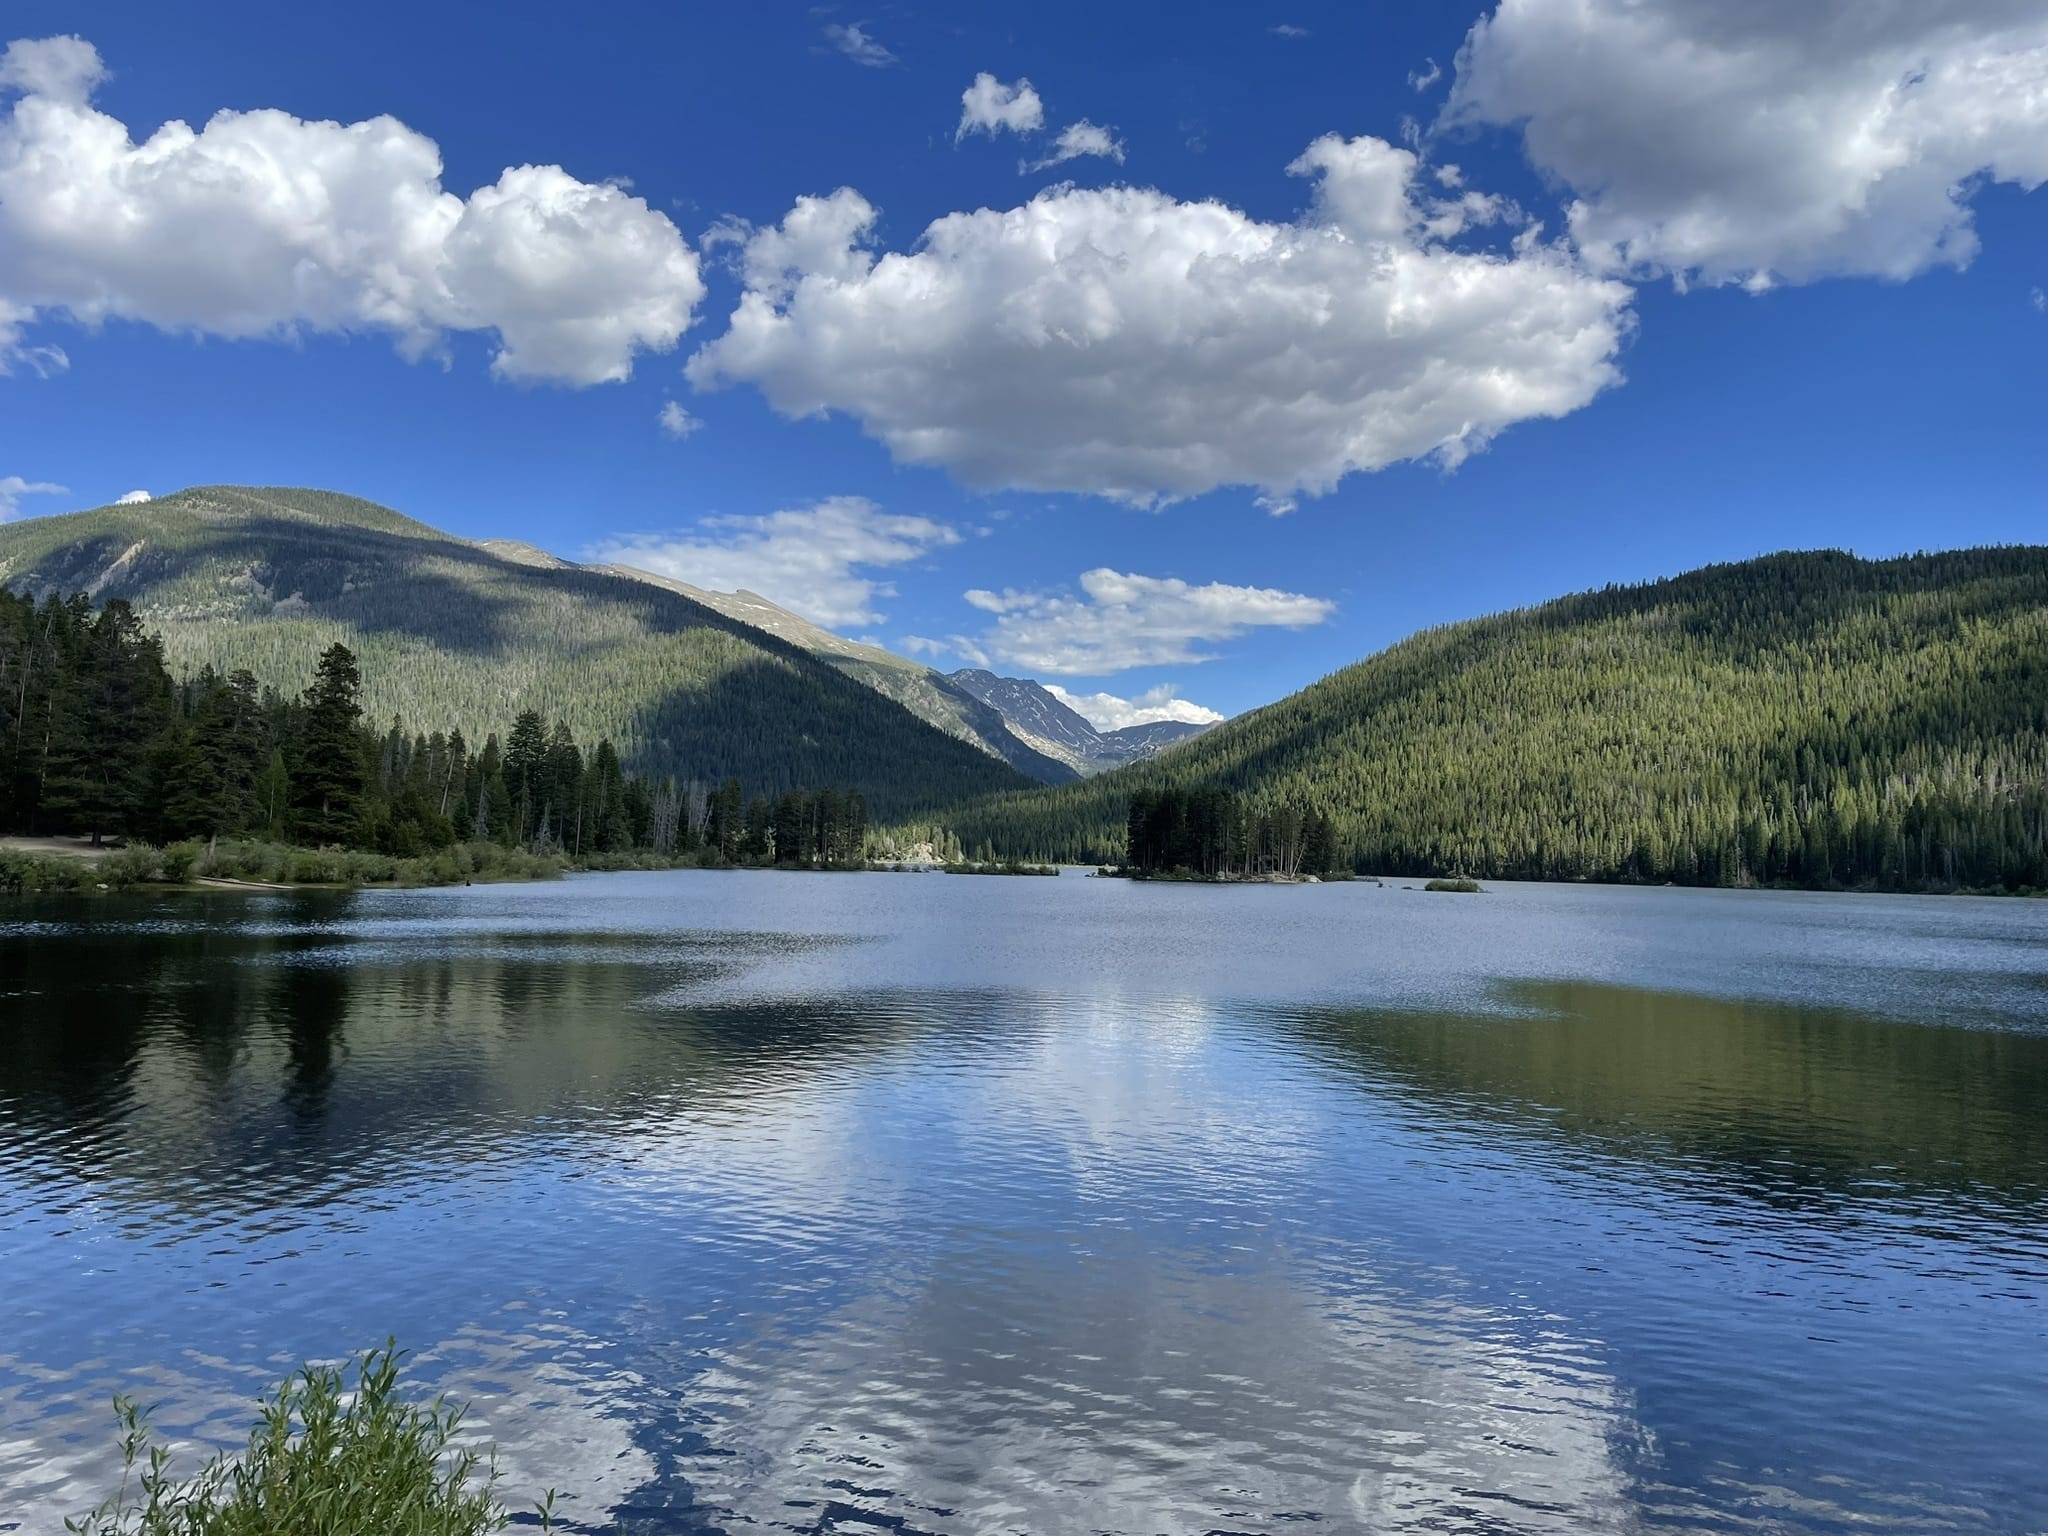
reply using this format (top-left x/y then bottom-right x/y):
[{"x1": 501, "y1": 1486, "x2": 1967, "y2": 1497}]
[
  {"x1": 12, "y1": 510, "x2": 2045, "y2": 895},
  {"x1": 0, "y1": 588, "x2": 871, "y2": 868},
  {"x1": 1122, "y1": 787, "x2": 1338, "y2": 879},
  {"x1": 0, "y1": 486, "x2": 1031, "y2": 819},
  {"x1": 936, "y1": 548, "x2": 2048, "y2": 893}
]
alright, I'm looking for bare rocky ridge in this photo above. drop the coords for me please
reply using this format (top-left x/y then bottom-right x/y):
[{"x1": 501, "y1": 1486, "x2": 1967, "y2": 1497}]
[{"x1": 945, "y1": 668, "x2": 1214, "y2": 777}]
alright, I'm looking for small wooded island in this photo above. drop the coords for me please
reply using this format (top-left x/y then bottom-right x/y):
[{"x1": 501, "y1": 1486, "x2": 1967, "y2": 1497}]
[{"x1": 1110, "y1": 786, "x2": 1340, "y2": 881}]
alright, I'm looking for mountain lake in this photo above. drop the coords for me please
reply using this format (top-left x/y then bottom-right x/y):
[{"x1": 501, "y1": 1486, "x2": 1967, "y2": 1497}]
[{"x1": 3, "y1": 869, "x2": 2045, "y2": 1533}]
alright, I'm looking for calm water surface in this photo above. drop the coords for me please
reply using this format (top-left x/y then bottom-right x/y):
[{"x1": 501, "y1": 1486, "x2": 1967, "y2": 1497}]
[{"x1": 3, "y1": 872, "x2": 2046, "y2": 1533}]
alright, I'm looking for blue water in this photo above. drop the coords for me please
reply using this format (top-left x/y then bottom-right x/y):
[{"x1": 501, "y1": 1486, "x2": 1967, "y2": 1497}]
[{"x1": 3, "y1": 871, "x2": 2045, "y2": 1532}]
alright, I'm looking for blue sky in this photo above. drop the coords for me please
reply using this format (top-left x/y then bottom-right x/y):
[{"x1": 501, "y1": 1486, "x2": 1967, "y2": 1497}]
[{"x1": 2, "y1": 0, "x2": 2044, "y2": 727}]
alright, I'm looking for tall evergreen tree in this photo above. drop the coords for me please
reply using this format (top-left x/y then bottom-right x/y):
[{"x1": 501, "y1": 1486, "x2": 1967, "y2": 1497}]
[
  {"x1": 41, "y1": 600, "x2": 169, "y2": 844},
  {"x1": 292, "y1": 643, "x2": 368, "y2": 846},
  {"x1": 741, "y1": 795, "x2": 773, "y2": 862},
  {"x1": 157, "y1": 667, "x2": 268, "y2": 840},
  {"x1": 544, "y1": 723, "x2": 584, "y2": 852},
  {"x1": 503, "y1": 710, "x2": 548, "y2": 845},
  {"x1": 589, "y1": 739, "x2": 631, "y2": 853},
  {"x1": 707, "y1": 776, "x2": 744, "y2": 861}
]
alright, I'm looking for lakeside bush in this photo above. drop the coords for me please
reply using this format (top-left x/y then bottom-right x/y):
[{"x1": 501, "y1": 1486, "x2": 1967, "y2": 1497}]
[
  {"x1": 571, "y1": 847, "x2": 703, "y2": 873},
  {"x1": 197, "y1": 838, "x2": 565, "y2": 888},
  {"x1": 67, "y1": 1341, "x2": 548, "y2": 1536},
  {"x1": 0, "y1": 850, "x2": 101, "y2": 895},
  {"x1": 1425, "y1": 877, "x2": 1484, "y2": 893},
  {"x1": 1, "y1": 839, "x2": 567, "y2": 896},
  {"x1": 0, "y1": 844, "x2": 186, "y2": 894}
]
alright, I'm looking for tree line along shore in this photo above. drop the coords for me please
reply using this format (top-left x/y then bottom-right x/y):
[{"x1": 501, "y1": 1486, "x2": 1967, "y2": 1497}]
[
  {"x1": 933, "y1": 549, "x2": 2048, "y2": 896},
  {"x1": 9, "y1": 564, "x2": 2048, "y2": 899},
  {"x1": 1, "y1": 590, "x2": 899, "y2": 894}
]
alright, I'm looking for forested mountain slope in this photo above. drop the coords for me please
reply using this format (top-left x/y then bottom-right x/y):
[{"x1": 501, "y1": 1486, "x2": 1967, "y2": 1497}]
[
  {"x1": 596, "y1": 568, "x2": 1078, "y2": 784},
  {"x1": 936, "y1": 548, "x2": 2048, "y2": 891},
  {"x1": 0, "y1": 487, "x2": 1033, "y2": 818},
  {"x1": 586, "y1": 576, "x2": 1208, "y2": 783}
]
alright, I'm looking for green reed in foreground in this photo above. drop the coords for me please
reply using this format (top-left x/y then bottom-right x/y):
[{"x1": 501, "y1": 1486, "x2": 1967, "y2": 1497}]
[{"x1": 68, "y1": 1342, "x2": 552, "y2": 1536}]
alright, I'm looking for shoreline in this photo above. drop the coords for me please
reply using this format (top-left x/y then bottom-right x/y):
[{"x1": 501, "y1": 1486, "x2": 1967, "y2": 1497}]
[
  {"x1": 0, "y1": 840, "x2": 1058, "y2": 897},
  {"x1": 5, "y1": 837, "x2": 2040, "y2": 902}
]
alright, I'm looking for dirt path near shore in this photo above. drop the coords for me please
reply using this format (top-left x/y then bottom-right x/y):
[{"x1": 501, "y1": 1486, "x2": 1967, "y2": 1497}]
[{"x1": 0, "y1": 835, "x2": 111, "y2": 862}]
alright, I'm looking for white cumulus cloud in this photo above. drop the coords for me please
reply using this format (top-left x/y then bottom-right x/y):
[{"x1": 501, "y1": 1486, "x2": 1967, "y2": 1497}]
[
  {"x1": 0, "y1": 35, "x2": 704, "y2": 383},
  {"x1": 590, "y1": 497, "x2": 958, "y2": 631},
  {"x1": 1023, "y1": 120, "x2": 1125, "y2": 173},
  {"x1": 1045, "y1": 683, "x2": 1225, "y2": 731},
  {"x1": 1443, "y1": 0, "x2": 2048, "y2": 288},
  {"x1": 116, "y1": 488, "x2": 150, "y2": 503},
  {"x1": 0, "y1": 474, "x2": 65, "y2": 521},
  {"x1": 687, "y1": 136, "x2": 1632, "y2": 507},
  {"x1": 0, "y1": 34, "x2": 99, "y2": 99},
  {"x1": 956, "y1": 569, "x2": 1334, "y2": 676},
  {"x1": 958, "y1": 74, "x2": 1043, "y2": 139},
  {"x1": 658, "y1": 401, "x2": 702, "y2": 438}
]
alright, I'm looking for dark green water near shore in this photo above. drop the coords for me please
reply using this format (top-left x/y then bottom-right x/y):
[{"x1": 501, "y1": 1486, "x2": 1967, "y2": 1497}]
[{"x1": 3, "y1": 872, "x2": 2045, "y2": 1532}]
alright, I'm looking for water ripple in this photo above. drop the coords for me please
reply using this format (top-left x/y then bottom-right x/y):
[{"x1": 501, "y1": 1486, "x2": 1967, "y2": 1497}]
[{"x1": 3, "y1": 873, "x2": 2046, "y2": 1533}]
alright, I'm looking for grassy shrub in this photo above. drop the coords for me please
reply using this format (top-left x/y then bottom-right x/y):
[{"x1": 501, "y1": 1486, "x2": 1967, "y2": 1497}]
[
  {"x1": 1424, "y1": 876, "x2": 1484, "y2": 893},
  {"x1": 1, "y1": 845, "x2": 188, "y2": 894},
  {"x1": 458, "y1": 843, "x2": 564, "y2": 884},
  {"x1": 1, "y1": 839, "x2": 566, "y2": 895},
  {"x1": 0, "y1": 850, "x2": 101, "y2": 895},
  {"x1": 189, "y1": 841, "x2": 291, "y2": 884},
  {"x1": 191, "y1": 839, "x2": 562, "y2": 888},
  {"x1": 67, "y1": 1342, "x2": 550, "y2": 1536},
  {"x1": 97, "y1": 845, "x2": 169, "y2": 889},
  {"x1": 563, "y1": 847, "x2": 695, "y2": 874}
]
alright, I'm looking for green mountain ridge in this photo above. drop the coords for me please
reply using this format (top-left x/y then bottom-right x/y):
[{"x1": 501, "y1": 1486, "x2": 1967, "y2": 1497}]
[
  {"x1": 573, "y1": 575, "x2": 1201, "y2": 782},
  {"x1": 936, "y1": 546, "x2": 2048, "y2": 891},
  {"x1": 0, "y1": 486, "x2": 1034, "y2": 820},
  {"x1": 594, "y1": 566, "x2": 1080, "y2": 784}
]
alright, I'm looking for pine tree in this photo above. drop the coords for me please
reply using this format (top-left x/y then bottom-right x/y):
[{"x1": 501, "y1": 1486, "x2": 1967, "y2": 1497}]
[
  {"x1": 707, "y1": 776, "x2": 744, "y2": 861},
  {"x1": 160, "y1": 667, "x2": 268, "y2": 839},
  {"x1": 503, "y1": 710, "x2": 547, "y2": 845},
  {"x1": 589, "y1": 739, "x2": 631, "y2": 853},
  {"x1": 544, "y1": 722, "x2": 582, "y2": 852},
  {"x1": 773, "y1": 790, "x2": 810, "y2": 864},
  {"x1": 623, "y1": 774, "x2": 654, "y2": 848},
  {"x1": 255, "y1": 747, "x2": 291, "y2": 840},
  {"x1": 292, "y1": 643, "x2": 368, "y2": 846},
  {"x1": 41, "y1": 600, "x2": 169, "y2": 844},
  {"x1": 741, "y1": 795, "x2": 773, "y2": 862},
  {"x1": 484, "y1": 771, "x2": 515, "y2": 847}
]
